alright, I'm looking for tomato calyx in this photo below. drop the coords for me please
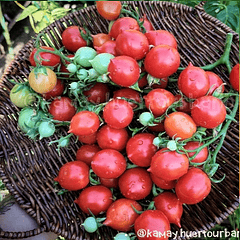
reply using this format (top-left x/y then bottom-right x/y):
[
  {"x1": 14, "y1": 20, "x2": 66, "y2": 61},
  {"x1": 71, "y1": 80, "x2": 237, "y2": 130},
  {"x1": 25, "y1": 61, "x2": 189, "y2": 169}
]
[
  {"x1": 49, "y1": 133, "x2": 73, "y2": 155},
  {"x1": 89, "y1": 169, "x2": 101, "y2": 185},
  {"x1": 79, "y1": 26, "x2": 93, "y2": 46},
  {"x1": 147, "y1": 74, "x2": 167, "y2": 87},
  {"x1": 152, "y1": 184, "x2": 164, "y2": 197}
]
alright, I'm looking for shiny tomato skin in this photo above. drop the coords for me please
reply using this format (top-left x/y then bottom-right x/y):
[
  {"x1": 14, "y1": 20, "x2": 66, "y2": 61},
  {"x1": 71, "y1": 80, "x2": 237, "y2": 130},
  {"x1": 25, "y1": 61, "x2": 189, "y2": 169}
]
[
  {"x1": 100, "y1": 177, "x2": 119, "y2": 188},
  {"x1": 134, "y1": 210, "x2": 170, "y2": 240},
  {"x1": 178, "y1": 63, "x2": 210, "y2": 99},
  {"x1": 54, "y1": 161, "x2": 89, "y2": 191},
  {"x1": 174, "y1": 94, "x2": 192, "y2": 113},
  {"x1": 144, "y1": 45, "x2": 180, "y2": 78},
  {"x1": 76, "y1": 144, "x2": 100, "y2": 166},
  {"x1": 92, "y1": 33, "x2": 111, "y2": 48},
  {"x1": 97, "y1": 125, "x2": 129, "y2": 151},
  {"x1": 154, "y1": 192, "x2": 183, "y2": 228},
  {"x1": 206, "y1": 71, "x2": 224, "y2": 95},
  {"x1": 126, "y1": 133, "x2": 157, "y2": 167},
  {"x1": 109, "y1": 17, "x2": 140, "y2": 39},
  {"x1": 138, "y1": 73, "x2": 148, "y2": 88},
  {"x1": 144, "y1": 89, "x2": 175, "y2": 117},
  {"x1": 96, "y1": 1, "x2": 121, "y2": 20},
  {"x1": 43, "y1": 79, "x2": 64, "y2": 100},
  {"x1": 49, "y1": 97, "x2": 76, "y2": 121},
  {"x1": 77, "y1": 132, "x2": 97, "y2": 144},
  {"x1": 140, "y1": 14, "x2": 154, "y2": 32},
  {"x1": 103, "y1": 198, "x2": 142, "y2": 231},
  {"x1": 91, "y1": 149, "x2": 126, "y2": 179},
  {"x1": 175, "y1": 167, "x2": 211, "y2": 204},
  {"x1": 145, "y1": 30, "x2": 177, "y2": 49},
  {"x1": 108, "y1": 56, "x2": 140, "y2": 87},
  {"x1": 191, "y1": 96, "x2": 226, "y2": 129},
  {"x1": 62, "y1": 26, "x2": 87, "y2": 52},
  {"x1": 229, "y1": 63, "x2": 239, "y2": 91},
  {"x1": 116, "y1": 30, "x2": 149, "y2": 60},
  {"x1": 29, "y1": 46, "x2": 61, "y2": 67},
  {"x1": 148, "y1": 121, "x2": 165, "y2": 132},
  {"x1": 119, "y1": 168, "x2": 152, "y2": 200},
  {"x1": 150, "y1": 173, "x2": 176, "y2": 190},
  {"x1": 148, "y1": 148, "x2": 189, "y2": 181},
  {"x1": 184, "y1": 141, "x2": 208, "y2": 164},
  {"x1": 164, "y1": 112, "x2": 197, "y2": 140},
  {"x1": 103, "y1": 99, "x2": 134, "y2": 129},
  {"x1": 74, "y1": 185, "x2": 113, "y2": 216},
  {"x1": 69, "y1": 111, "x2": 100, "y2": 136},
  {"x1": 95, "y1": 40, "x2": 117, "y2": 56}
]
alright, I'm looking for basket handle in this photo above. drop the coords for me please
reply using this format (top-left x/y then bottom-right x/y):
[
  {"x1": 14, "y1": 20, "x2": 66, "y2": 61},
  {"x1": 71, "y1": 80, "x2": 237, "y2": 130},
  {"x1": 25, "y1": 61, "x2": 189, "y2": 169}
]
[{"x1": 195, "y1": 1, "x2": 206, "y2": 12}]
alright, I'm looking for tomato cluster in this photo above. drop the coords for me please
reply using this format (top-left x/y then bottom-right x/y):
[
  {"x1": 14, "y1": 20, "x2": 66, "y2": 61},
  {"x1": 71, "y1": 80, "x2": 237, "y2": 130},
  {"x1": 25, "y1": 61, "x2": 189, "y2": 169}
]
[{"x1": 9, "y1": 1, "x2": 239, "y2": 240}]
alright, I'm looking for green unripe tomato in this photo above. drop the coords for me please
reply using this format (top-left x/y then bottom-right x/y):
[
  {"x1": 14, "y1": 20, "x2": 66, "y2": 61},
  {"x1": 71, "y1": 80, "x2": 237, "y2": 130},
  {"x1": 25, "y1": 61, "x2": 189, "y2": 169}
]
[
  {"x1": 77, "y1": 68, "x2": 88, "y2": 80},
  {"x1": 88, "y1": 68, "x2": 100, "y2": 79},
  {"x1": 67, "y1": 63, "x2": 78, "y2": 73},
  {"x1": 58, "y1": 137, "x2": 70, "y2": 148},
  {"x1": 82, "y1": 217, "x2": 98, "y2": 233},
  {"x1": 139, "y1": 112, "x2": 154, "y2": 126},
  {"x1": 70, "y1": 82, "x2": 79, "y2": 90},
  {"x1": 114, "y1": 233, "x2": 131, "y2": 240},
  {"x1": 38, "y1": 121, "x2": 55, "y2": 139},
  {"x1": 75, "y1": 47, "x2": 97, "y2": 67},
  {"x1": 90, "y1": 53, "x2": 115, "y2": 75},
  {"x1": 18, "y1": 107, "x2": 38, "y2": 133}
]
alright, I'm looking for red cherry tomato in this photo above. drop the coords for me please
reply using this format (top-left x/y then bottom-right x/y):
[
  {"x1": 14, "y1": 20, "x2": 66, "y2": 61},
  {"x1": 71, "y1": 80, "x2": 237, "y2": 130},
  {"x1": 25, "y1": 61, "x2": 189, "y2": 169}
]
[
  {"x1": 206, "y1": 71, "x2": 224, "y2": 95},
  {"x1": 74, "y1": 185, "x2": 113, "y2": 215},
  {"x1": 191, "y1": 96, "x2": 226, "y2": 129},
  {"x1": 119, "y1": 167, "x2": 152, "y2": 200},
  {"x1": 126, "y1": 133, "x2": 157, "y2": 167},
  {"x1": 29, "y1": 46, "x2": 61, "y2": 67},
  {"x1": 103, "y1": 198, "x2": 142, "y2": 231},
  {"x1": 229, "y1": 63, "x2": 239, "y2": 91},
  {"x1": 103, "y1": 99, "x2": 134, "y2": 129},
  {"x1": 144, "y1": 89, "x2": 175, "y2": 117},
  {"x1": 150, "y1": 173, "x2": 176, "y2": 190},
  {"x1": 115, "y1": 30, "x2": 149, "y2": 60},
  {"x1": 96, "y1": 1, "x2": 122, "y2": 20},
  {"x1": 154, "y1": 192, "x2": 183, "y2": 228},
  {"x1": 108, "y1": 56, "x2": 140, "y2": 87},
  {"x1": 97, "y1": 125, "x2": 129, "y2": 151},
  {"x1": 148, "y1": 121, "x2": 165, "y2": 133},
  {"x1": 95, "y1": 40, "x2": 117, "y2": 56},
  {"x1": 62, "y1": 26, "x2": 87, "y2": 52},
  {"x1": 92, "y1": 33, "x2": 111, "y2": 48},
  {"x1": 43, "y1": 79, "x2": 64, "y2": 100},
  {"x1": 99, "y1": 177, "x2": 119, "y2": 188},
  {"x1": 91, "y1": 149, "x2": 126, "y2": 179},
  {"x1": 77, "y1": 132, "x2": 97, "y2": 145},
  {"x1": 144, "y1": 45, "x2": 180, "y2": 78},
  {"x1": 164, "y1": 112, "x2": 197, "y2": 140},
  {"x1": 49, "y1": 97, "x2": 76, "y2": 121},
  {"x1": 140, "y1": 14, "x2": 154, "y2": 32},
  {"x1": 152, "y1": 77, "x2": 168, "y2": 89},
  {"x1": 54, "y1": 161, "x2": 89, "y2": 191},
  {"x1": 145, "y1": 30, "x2": 177, "y2": 49},
  {"x1": 178, "y1": 62, "x2": 210, "y2": 99},
  {"x1": 174, "y1": 94, "x2": 192, "y2": 113},
  {"x1": 76, "y1": 144, "x2": 100, "y2": 166},
  {"x1": 175, "y1": 167, "x2": 211, "y2": 204},
  {"x1": 148, "y1": 148, "x2": 189, "y2": 181},
  {"x1": 138, "y1": 73, "x2": 148, "y2": 88},
  {"x1": 69, "y1": 111, "x2": 100, "y2": 136}
]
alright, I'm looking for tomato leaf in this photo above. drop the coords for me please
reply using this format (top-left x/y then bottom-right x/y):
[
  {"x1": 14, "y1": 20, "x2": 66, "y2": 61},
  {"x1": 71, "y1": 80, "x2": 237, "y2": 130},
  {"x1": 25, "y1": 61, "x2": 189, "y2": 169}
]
[{"x1": 16, "y1": 5, "x2": 38, "y2": 22}]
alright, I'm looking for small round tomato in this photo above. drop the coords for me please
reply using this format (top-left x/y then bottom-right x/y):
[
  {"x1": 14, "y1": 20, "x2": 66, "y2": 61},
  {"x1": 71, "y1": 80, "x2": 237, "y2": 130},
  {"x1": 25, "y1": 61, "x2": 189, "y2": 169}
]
[
  {"x1": 113, "y1": 88, "x2": 141, "y2": 109},
  {"x1": 49, "y1": 97, "x2": 76, "y2": 122},
  {"x1": 74, "y1": 185, "x2": 113, "y2": 215},
  {"x1": 140, "y1": 14, "x2": 154, "y2": 32},
  {"x1": 76, "y1": 144, "x2": 100, "y2": 166},
  {"x1": 148, "y1": 121, "x2": 165, "y2": 132},
  {"x1": 38, "y1": 121, "x2": 55, "y2": 139},
  {"x1": 103, "y1": 198, "x2": 142, "y2": 232},
  {"x1": 91, "y1": 53, "x2": 115, "y2": 75},
  {"x1": 144, "y1": 45, "x2": 180, "y2": 78},
  {"x1": 43, "y1": 79, "x2": 64, "y2": 100},
  {"x1": 191, "y1": 96, "x2": 226, "y2": 129},
  {"x1": 126, "y1": 133, "x2": 157, "y2": 167},
  {"x1": 206, "y1": 71, "x2": 224, "y2": 95},
  {"x1": 54, "y1": 161, "x2": 89, "y2": 191},
  {"x1": 62, "y1": 26, "x2": 87, "y2": 52},
  {"x1": 178, "y1": 63, "x2": 210, "y2": 99},
  {"x1": 95, "y1": 40, "x2": 117, "y2": 56},
  {"x1": 184, "y1": 141, "x2": 208, "y2": 164},
  {"x1": 97, "y1": 125, "x2": 129, "y2": 151},
  {"x1": 100, "y1": 177, "x2": 119, "y2": 188},
  {"x1": 134, "y1": 210, "x2": 170, "y2": 240},
  {"x1": 96, "y1": 1, "x2": 122, "y2": 20},
  {"x1": 119, "y1": 168, "x2": 152, "y2": 200},
  {"x1": 150, "y1": 173, "x2": 176, "y2": 190},
  {"x1": 91, "y1": 149, "x2": 126, "y2": 179},
  {"x1": 138, "y1": 73, "x2": 148, "y2": 88},
  {"x1": 145, "y1": 30, "x2": 177, "y2": 49},
  {"x1": 77, "y1": 132, "x2": 97, "y2": 145},
  {"x1": 108, "y1": 56, "x2": 140, "y2": 87},
  {"x1": 148, "y1": 148, "x2": 189, "y2": 181},
  {"x1": 116, "y1": 30, "x2": 149, "y2": 60},
  {"x1": 164, "y1": 112, "x2": 197, "y2": 140},
  {"x1": 109, "y1": 17, "x2": 140, "y2": 39},
  {"x1": 103, "y1": 99, "x2": 134, "y2": 129},
  {"x1": 154, "y1": 192, "x2": 183, "y2": 228},
  {"x1": 69, "y1": 111, "x2": 100, "y2": 136},
  {"x1": 144, "y1": 89, "x2": 175, "y2": 117},
  {"x1": 174, "y1": 94, "x2": 191, "y2": 113},
  {"x1": 83, "y1": 83, "x2": 110, "y2": 104},
  {"x1": 151, "y1": 77, "x2": 168, "y2": 89},
  {"x1": 60, "y1": 54, "x2": 75, "y2": 77},
  {"x1": 229, "y1": 63, "x2": 239, "y2": 91},
  {"x1": 28, "y1": 67, "x2": 57, "y2": 94},
  {"x1": 175, "y1": 167, "x2": 211, "y2": 204},
  {"x1": 92, "y1": 33, "x2": 111, "y2": 48}
]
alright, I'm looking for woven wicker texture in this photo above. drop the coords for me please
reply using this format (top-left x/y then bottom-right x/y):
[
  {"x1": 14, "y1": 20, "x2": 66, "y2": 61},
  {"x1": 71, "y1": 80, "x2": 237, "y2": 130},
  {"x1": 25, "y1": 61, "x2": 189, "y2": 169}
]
[{"x1": 0, "y1": 1, "x2": 239, "y2": 239}]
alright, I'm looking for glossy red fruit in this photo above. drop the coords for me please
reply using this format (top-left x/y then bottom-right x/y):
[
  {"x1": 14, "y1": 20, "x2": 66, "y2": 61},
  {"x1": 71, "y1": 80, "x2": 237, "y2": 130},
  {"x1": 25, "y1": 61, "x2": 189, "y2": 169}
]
[
  {"x1": 148, "y1": 148, "x2": 189, "y2": 181},
  {"x1": 152, "y1": 77, "x2": 168, "y2": 89},
  {"x1": 96, "y1": 1, "x2": 122, "y2": 20},
  {"x1": 150, "y1": 173, "x2": 176, "y2": 190},
  {"x1": 92, "y1": 33, "x2": 111, "y2": 48},
  {"x1": 74, "y1": 185, "x2": 113, "y2": 215},
  {"x1": 54, "y1": 161, "x2": 89, "y2": 191},
  {"x1": 174, "y1": 94, "x2": 192, "y2": 113},
  {"x1": 154, "y1": 192, "x2": 183, "y2": 228},
  {"x1": 126, "y1": 133, "x2": 157, "y2": 167},
  {"x1": 138, "y1": 73, "x2": 148, "y2": 88},
  {"x1": 76, "y1": 144, "x2": 100, "y2": 166},
  {"x1": 175, "y1": 167, "x2": 211, "y2": 204},
  {"x1": 77, "y1": 132, "x2": 97, "y2": 145},
  {"x1": 100, "y1": 177, "x2": 119, "y2": 188},
  {"x1": 95, "y1": 40, "x2": 117, "y2": 56},
  {"x1": 148, "y1": 121, "x2": 165, "y2": 132},
  {"x1": 43, "y1": 79, "x2": 64, "y2": 100},
  {"x1": 103, "y1": 198, "x2": 142, "y2": 231},
  {"x1": 206, "y1": 71, "x2": 224, "y2": 95},
  {"x1": 140, "y1": 14, "x2": 154, "y2": 32},
  {"x1": 229, "y1": 63, "x2": 239, "y2": 91}
]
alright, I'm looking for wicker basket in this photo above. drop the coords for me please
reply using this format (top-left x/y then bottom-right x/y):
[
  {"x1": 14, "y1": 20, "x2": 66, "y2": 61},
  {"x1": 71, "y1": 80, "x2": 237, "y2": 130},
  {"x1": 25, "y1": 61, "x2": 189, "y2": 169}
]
[{"x1": 0, "y1": 1, "x2": 239, "y2": 239}]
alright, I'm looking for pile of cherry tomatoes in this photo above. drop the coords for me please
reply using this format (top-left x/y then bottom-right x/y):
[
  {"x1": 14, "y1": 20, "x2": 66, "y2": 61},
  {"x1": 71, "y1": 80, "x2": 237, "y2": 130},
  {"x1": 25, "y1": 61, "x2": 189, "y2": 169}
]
[{"x1": 9, "y1": 1, "x2": 239, "y2": 240}]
